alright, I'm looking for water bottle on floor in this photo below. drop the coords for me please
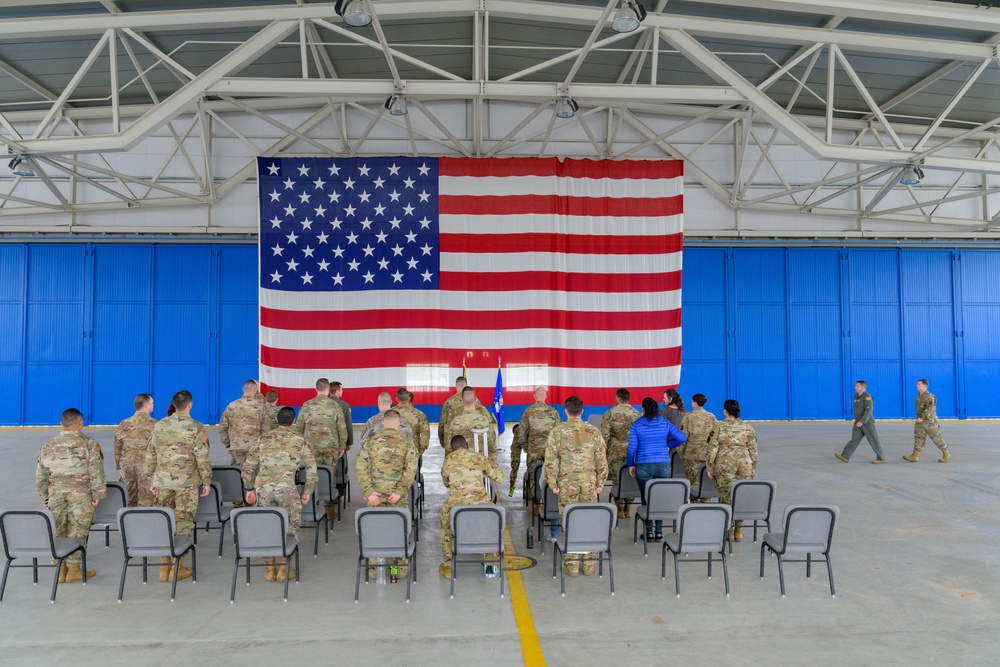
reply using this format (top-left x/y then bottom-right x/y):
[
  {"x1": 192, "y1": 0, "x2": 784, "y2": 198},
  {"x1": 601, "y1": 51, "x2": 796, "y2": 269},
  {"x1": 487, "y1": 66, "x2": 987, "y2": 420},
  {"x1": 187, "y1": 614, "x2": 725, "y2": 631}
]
[{"x1": 375, "y1": 558, "x2": 387, "y2": 585}]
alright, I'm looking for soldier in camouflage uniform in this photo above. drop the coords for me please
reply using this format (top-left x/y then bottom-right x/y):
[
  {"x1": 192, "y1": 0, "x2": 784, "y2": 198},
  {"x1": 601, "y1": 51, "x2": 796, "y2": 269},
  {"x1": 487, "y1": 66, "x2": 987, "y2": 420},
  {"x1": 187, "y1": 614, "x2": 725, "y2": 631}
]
[
  {"x1": 114, "y1": 393, "x2": 157, "y2": 507},
  {"x1": 296, "y1": 378, "x2": 348, "y2": 467},
  {"x1": 448, "y1": 386, "x2": 497, "y2": 462},
  {"x1": 439, "y1": 434, "x2": 506, "y2": 579},
  {"x1": 836, "y1": 380, "x2": 885, "y2": 464},
  {"x1": 357, "y1": 410, "x2": 418, "y2": 581},
  {"x1": 262, "y1": 389, "x2": 280, "y2": 432},
  {"x1": 904, "y1": 379, "x2": 952, "y2": 463},
  {"x1": 679, "y1": 393, "x2": 718, "y2": 490},
  {"x1": 360, "y1": 391, "x2": 415, "y2": 448},
  {"x1": 243, "y1": 406, "x2": 317, "y2": 582},
  {"x1": 600, "y1": 388, "x2": 640, "y2": 518},
  {"x1": 438, "y1": 375, "x2": 483, "y2": 449},
  {"x1": 510, "y1": 387, "x2": 559, "y2": 502},
  {"x1": 544, "y1": 396, "x2": 609, "y2": 577},
  {"x1": 144, "y1": 390, "x2": 212, "y2": 582},
  {"x1": 36, "y1": 408, "x2": 106, "y2": 583},
  {"x1": 395, "y1": 389, "x2": 430, "y2": 456},
  {"x1": 219, "y1": 380, "x2": 267, "y2": 467},
  {"x1": 706, "y1": 399, "x2": 758, "y2": 541}
]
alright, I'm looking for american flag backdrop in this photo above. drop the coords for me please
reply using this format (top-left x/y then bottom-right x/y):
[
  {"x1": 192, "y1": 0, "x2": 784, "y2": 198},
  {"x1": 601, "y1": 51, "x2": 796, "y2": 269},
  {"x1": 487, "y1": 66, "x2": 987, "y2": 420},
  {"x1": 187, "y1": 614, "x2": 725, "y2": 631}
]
[{"x1": 258, "y1": 156, "x2": 683, "y2": 408}]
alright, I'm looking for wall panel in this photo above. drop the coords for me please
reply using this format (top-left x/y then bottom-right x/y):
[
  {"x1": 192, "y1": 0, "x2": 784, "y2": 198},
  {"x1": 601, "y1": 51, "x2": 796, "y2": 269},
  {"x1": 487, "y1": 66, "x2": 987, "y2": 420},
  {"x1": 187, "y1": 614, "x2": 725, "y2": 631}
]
[
  {"x1": 677, "y1": 248, "x2": 728, "y2": 416},
  {"x1": 849, "y1": 250, "x2": 903, "y2": 418},
  {"x1": 734, "y1": 249, "x2": 788, "y2": 419},
  {"x1": 961, "y1": 251, "x2": 1000, "y2": 417},
  {"x1": 0, "y1": 245, "x2": 26, "y2": 424}
]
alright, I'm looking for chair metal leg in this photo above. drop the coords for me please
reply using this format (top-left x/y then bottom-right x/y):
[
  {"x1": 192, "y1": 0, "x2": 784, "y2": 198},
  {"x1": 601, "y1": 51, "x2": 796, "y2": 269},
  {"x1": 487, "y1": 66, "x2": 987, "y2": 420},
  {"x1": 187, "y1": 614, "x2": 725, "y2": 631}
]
[
  {"x1": 707, "y1": 551, "x2": 713, "y2": 579},
  {"x1": 49, "y1": 558, "x2": 63, "y2": 602},
  {"x1": 0, "y1": 559, "x2": 10, "y2": 602},
  {"x1": 141, "y1": 556, "x2": 148, "y2": 583},
  {"x1": 760, "y1": 543, "x2": 767, "y2": 578},
  {"x1": 826, "y1": 554, "x2": 836, "y2": 597},
  {"x1": 218, "y1": 527, "x2": 225, "y2": 557},
  {"x1": 245, "y1": 557, "x2": 252, "y2": 584},
  {"x1": 608, "y1": 551, "x2": 614, "y2": 596},
  {"x1": 190, "y1": 547, "x2": 197, "y2": 583},
  {"x1": 673, "y1": 552, "x2": 681, "y2": 597},
  {"x1": 170, "y1": 559, "x2": 179, "y2": 601},
  {"x1": 633, "y1": 513, "x2": 639, "y2": 544},
  {"x1": 354, "y1": 558, "x2": 363, "y2": 602},
  {"x1": 598, "y1": 552, "x2": 603, "y2": 577},
  {"x1": 721, "y1": 550, "x2": 730, "y2": 596},
  {"x1": 405, "y1": 555, "x2": 412, "y2": 603},
  {"x1": 552, "y1": 545, "x2": 558, "y2": 578},
  {"x1": 450, "y1": 550, "x2": 456, "y2": 598},
  {"x1": 324, "y1": 515, "x2": 330, "y2": 542},
  {"x1": 499, "y1": 549, "x2": 506, "y2": 598},
  {"x1": 282, "y1": 557, "x2": 291, "y2": 601},
  {"x1": 806, "y1": 552, "x2": 812, "y2": 578},
  {"x1": 31, "y1": 558, "x2": 38, "y2": 584},
  {"x1": 81, "y1": 550, "x2": 88, "y2": 584},
  {"x1": 776, "y1": 554, "x2": 786, "y2": 596},
  {"x1": 313, "y1": 519, "x2": 321, "y2": 557},
  {"x1": 105, "y1": 526, "x2": 110, "y2": 548},
  {"x1": 230, "y1": 558, "x2": 239, "y2": 603},
  {"x1": 118, "y1": 558, "x2": 129, "y2": 602},
  {"x1": 560, "y1": 551, "x2": 566, "y2": 597}
]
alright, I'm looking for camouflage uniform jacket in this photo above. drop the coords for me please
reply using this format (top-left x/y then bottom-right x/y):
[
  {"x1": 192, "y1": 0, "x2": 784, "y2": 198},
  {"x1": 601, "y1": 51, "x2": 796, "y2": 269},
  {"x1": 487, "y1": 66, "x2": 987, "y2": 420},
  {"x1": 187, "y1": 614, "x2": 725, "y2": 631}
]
[
  {"x1": 916, "y1": 391, "x2": 940, "y2": 425},
  {"x1": 516, "y1": 401, "x2": 561, "y2": 458},
  {"x1": 143, "y1": 413, "x2": 212, "y2": 490},
  {"x1": 296, "y1": 395, "x2": 348, "y2": 455},
  {"x1": 441, "y1": 448, "x2": 504, "y2": 507},
  {"x1": 263, "y1": 403, "x2": 280, "y2": 433},
  {"x1": 219, "y1": 396, "x2": 266, "y2": 450},
  {"x1": 680, "y1": 409, "x2": 718, "y2": 455},
  {"x1": 854, "y1": 392, "x2": 875, "y2": 424},
  {"x1": 356, "y1": 429, "x2": 418, "y2": 500},
  {"x1": 36, "y1": 431, "x2": 107, "y2": 501},
  {"x1": 600, "y1": 404, "x2": 640, "y2": 455},
  {"x1": 438, "y1": 392, "x2": 483, "y2": 446},
  {"x1": 359, "y1": 410, "x2": 415, "y2": 449},
  {"x1": 242, "y1": 427, "x2": 317, "y2": 496},
  {"x1": 447, "y1": 409, "x2": 496, "y2": 456},
  {"x1": 544, "y1": 417, "x2": 609, "y2": 491},
  {"x1": 707, "y1": 418, "x2": 758, "y2": 468},
  {"x1": 395, "y1": 404, "x2": 431, "y2": 455},
  {"x1": 114, "y1": 411, "x2": 157, "y2": 471}
]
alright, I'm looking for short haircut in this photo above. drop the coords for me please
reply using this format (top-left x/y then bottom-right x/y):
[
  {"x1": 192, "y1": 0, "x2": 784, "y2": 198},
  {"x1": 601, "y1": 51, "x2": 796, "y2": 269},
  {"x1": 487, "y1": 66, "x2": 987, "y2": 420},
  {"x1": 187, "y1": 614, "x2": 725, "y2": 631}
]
[
  {"x1": 917, "y1": 379, "x2": 928, "y2": 386},
  {"x1": 450, "y1": 434, "x2": 468, "y2": 450},
  {"x1": 692, "y1": 393, "x2": 707, "y2": 407},
  {"x1": 455, "y1": 376, "x2": 467, "y2": 385},
  {"x1": 461, "y1": 386, "x2": 476, "y2": 398},
  {"x1": 615, "y1": 388, "x2": 630, "y2": 402},
  {"x1": 242, "y1": 379, "x2": 258, "y2": 392},
  {"x1": 277, "y1": 406, "x2": 296, "y2": 426},
  {"x1": 382, "y1": 409, "x2": 400, "y2": 423},
  {"x1": 315, "y1": 378, "x2": 330, "y2": 392},
  {"x1": 171, "y1": 390, "x2": 193, "y2": 411},
  {"x1": 565, "y1": 395, "x2": 583, "y2": 416},
  {"x1": 134, "y1": 393, "x2": 153, "y2": 411},
  {"x1": 330, "y1": 381, "x2": 343, "y2": 393},
  {"x1": 724, "y1": 399, "x2": 741, "y2": 419},
  {"x1": 856, "y1": 380, "x2": 867, "y2": 387},
  {"x1": 60, "y1": 408, "x2": 83, "y2": 428},
  {"x1": 377, "y1": 391, "x2": 392, "y2": 405},
  {"x1": 265, "y1": 389, "x2": 278, "y2": 403}
]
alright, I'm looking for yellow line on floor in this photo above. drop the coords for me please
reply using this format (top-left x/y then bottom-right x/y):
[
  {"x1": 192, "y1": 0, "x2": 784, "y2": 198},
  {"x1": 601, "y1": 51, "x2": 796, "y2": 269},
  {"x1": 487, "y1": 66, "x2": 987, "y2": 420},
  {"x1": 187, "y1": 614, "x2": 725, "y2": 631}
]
[{"x1": 503, "y1": 525, "x2": 546, "y2": 667}]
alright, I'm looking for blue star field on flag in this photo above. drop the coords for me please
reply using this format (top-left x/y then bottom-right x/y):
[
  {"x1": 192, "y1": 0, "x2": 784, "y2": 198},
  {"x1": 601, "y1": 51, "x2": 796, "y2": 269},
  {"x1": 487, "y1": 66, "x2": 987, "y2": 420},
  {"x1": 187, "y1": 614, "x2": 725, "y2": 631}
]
[{"x1": 258, "y1": 157, "x2": 440, "y2": 292}]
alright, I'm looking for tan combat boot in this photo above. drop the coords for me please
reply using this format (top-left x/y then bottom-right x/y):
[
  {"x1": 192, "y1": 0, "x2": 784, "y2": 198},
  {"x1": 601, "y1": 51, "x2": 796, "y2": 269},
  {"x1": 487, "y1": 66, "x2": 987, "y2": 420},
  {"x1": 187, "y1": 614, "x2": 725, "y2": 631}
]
[
  {"x1": 263, "y1": 557, "x2": 277, "y2": 581},
  {"x1": 58, "y1": 562, "x2": 68, "y2": 583},
  {"x1": 63, "y1": 562, "x2": 95, "y2": 583},
  {"x1": 159, "y1": 556, "x2": 173, "y2": 582},
  {"x1": 563, "y1": 562, "x2": 580, "y2": 577},
  {"x1": 173, "y1": 555, "x2": 193, "y2": 581},
  {"x1": 617, "y1": 501, "x2": 626, "y2": 520},
  {"x1": 581, "y1": 558, "x2": 597, "y2": 576},
  {"x1": 623, "y1": 500, "x2": 632, "y2": 518},
  {"x1": 275, "y1": 557, "x2": 295, "y2": 581},
  {"x1": 733, "y1": 525, "x2": 743, "y2": 542},
  {"x1": 325, "y1": 503, "x2": 334, "y2": 521},
  {"x1": 902, "y1": 450, "x2": 920, "y2": 463},
  {"x1": 439, "y1": 561, "x2": 452, "y2": 579},
  {"x1": 939, "y1": 449, "x2": 951, "y2": 463}
]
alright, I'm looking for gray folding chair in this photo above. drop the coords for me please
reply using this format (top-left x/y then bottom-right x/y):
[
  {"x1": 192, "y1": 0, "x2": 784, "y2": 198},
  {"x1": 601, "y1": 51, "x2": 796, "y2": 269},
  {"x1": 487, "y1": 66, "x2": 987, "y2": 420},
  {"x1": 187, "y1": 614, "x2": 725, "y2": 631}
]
[
  {"x1": 608, "y1": 463, "x2": 641, "y2": 524},
  {"x1": 415, "y1": 456, "x2": 424, "y2": 519},
  {"x1": 586, "y1": 414, "x2": 603, "y2": 429},
  {"x1": 297, "y1": 464, "x2": 338, "y2": 556},
  {"x1": 354, "y1": 507, "x2": 416, "y2": 602},
  {"x1": 192, "y1": 481, "x2": 231, "y2": 557},
  {"x1": 633, "y1": 478, "x2": 690, "y2": 555},
  {"x1": 760, "y1": 505, "x2": 839, "y2": 597},
  {"x1": 671, "y1": 453, "x2": 687, "y2": 478},
  {"x1": 91, "y1": 481, "x2": 128, "y2": 547},
  {"x1": 408, "y1": 482, "x2": 422, "y2": 542},
  {"x1": 1, "y1": 509, "x2": 88, "y2": 603},
  {"x1": 116, "y1": 507, "x2": 196, "y2": 602},
  {"x1": 450, "y1": 505, "x2": 506, "y2": 598},
  {"x1": 314, "y1": 464, "x2": 341, "y2": 522},
  {"x1": 523, "y1": 461, "x2": 544, "y2": 507},
  {"x1": 335, "y1": 456, "x2": 351, "y2": 507},
  {"x1": 690, "y1": 464, "x2": 719, "y2": 502},
  {"x1": 535, "y1": 478, "x2": 561, "y2": 556},
  {"x1": 230, "y1": 507, "x2": 299, "y2": 602},
  {"x1": 728, "y1": 479, "x2": 776, "y2": 554},
  {"x1": 211, "y1": 465, "x2": 246, "y2": 505},
  {"x1": 552, "y1": 502, "x2": 616, "y2": 596},
  {"x1": 662, "y1": 503, "x2": 732, "y2": 597}
]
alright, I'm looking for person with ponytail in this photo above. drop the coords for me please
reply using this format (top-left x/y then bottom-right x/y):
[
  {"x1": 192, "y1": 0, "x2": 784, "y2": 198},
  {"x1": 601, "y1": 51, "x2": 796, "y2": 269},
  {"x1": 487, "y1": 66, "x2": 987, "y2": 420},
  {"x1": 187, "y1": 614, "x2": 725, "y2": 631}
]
[
  {"x1": 706, "y1": 399, "x2": 758, "y2": 542},
  {"x1": 626, "y1": 397, "x2": 687, "y2": 542}
]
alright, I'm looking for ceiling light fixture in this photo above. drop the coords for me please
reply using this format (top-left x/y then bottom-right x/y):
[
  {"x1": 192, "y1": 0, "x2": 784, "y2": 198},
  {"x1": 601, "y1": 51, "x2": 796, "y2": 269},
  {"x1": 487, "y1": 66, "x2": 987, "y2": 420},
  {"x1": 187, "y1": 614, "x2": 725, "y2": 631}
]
[
  {"x1": 8, "y1": 155, "x2": 35, "y2": 178},
  {"x1": 335, "y1": 0, "x2": 372, "y2": 27},
  {"x1": 899, "y1": 166, "x2": 924, "y2": 186},
  {"x1": 555, "y1": 97, "x2": 580, "y2": 119},
  {"x1": 385, "y1": 93, "x2": 407, "y2": 116},
  {"x1": 611, "y1": 0, "x2": 647, "y2": 33}
]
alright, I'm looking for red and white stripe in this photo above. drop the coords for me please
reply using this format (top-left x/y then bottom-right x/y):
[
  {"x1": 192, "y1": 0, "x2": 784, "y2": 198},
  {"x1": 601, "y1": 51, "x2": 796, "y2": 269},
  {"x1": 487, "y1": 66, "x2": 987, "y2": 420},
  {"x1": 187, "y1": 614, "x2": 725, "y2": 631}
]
[{"x1": 260, "y1": 157, "x2": 683, "y2": 407}]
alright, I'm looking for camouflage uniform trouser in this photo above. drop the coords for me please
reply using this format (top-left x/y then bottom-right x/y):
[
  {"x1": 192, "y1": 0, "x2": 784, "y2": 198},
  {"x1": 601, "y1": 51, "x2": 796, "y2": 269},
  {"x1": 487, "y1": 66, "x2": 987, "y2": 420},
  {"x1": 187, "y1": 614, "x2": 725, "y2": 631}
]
[
  {"x1": 509, "y1": 440, "x2": 525, "y2": 486},
  {"x1": 49, "y1": 489, "x2": 94, "y2": 564},
  {"x1": 557, "y1": 482, "x2": 599, "y2": 573},
  {"x1": 914, "y1": 422, "x2": 948, "y2": 453},
  {"x1": 368, "y1": 496, "x2": 409, "y2": 577},
  {"x1": 607, "y1": 444, "x2": 628, "y2": 486},
  {"x1": 257, "y1": 482, "x2": 302, "y2": 541},
  {"x1": 155, "y1": 486, "x2": 200, "y2": 537},
  {"x1": 683, "y1": 445, "x2": 709, "y2": 488},
  {"x1": 121, "y1": 463, "x2": 155, "y2": 507},
  {"x1": 312, "y1": 448, "x2": 337, "y2": 468},
  {"x1": 712, "y1": 453, "x2": 754, "y2": 532}
]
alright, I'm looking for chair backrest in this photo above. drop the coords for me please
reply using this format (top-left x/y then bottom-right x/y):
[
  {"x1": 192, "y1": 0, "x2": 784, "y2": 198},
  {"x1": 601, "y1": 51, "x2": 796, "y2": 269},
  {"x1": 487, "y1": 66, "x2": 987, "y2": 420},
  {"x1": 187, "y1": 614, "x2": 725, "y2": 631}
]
[
  {"x1": 586, "y1": 414, "x2": 603, "y2": 429},
  {"x1": 671, "y1": 454, "x2": 687, "y2": 478},
  {"x1": 451, "y1": 505, "x2": 505, "y2": 554},
  {"x1": 335, "y1": 456, "x2": 348, "y2": 485},
  {"x1": 538, "y1": 478, "x2": 561, "y2": 520},
  {"x1": 194, "y1": 481, "x2": 224, "y2": 521},
  {"x1": 231, "y1": 507, "x2": 288, "y2": 552},
  {"x1": 314, "y1": 465, "x2": 335, "y2": 501},
  {"x1": 616, "y1": 463, "x2": 641, "y2": 498},
  {"x1": 694, "y1": 464, "x2": 718, "y2": 499},
  {"x1": 530, "y1": 462, "x2": 545, "y2": 500},
  {"x1": 730, "y1": 480, "x2": 776, "y2": 521},
  {"x1": 118, "y1": 507, "x2": 176, "y2": 554},
  {"x1": 562, "y1": 503, "x2": 616, "y2": 553},
  {"x1": 676, "y1": 503, "x2": 731, "y2": 553},
  {"x1": 355, "y1": 508, "x2": 412, "y2": 558},
  {"x1": 645, "y1": 479, "x2": 691, "y2": 515},
  {"x1": 0, "y1": 509, "x2": 57, "y2": 558},
  {"x1": 211, "y1": 465, "x2": 245, "y2": 503},
  {"x1": 93, "y1": 482, "x2": 128, "y2": 523},
  {"x1": 779, "y1": 505, "x2": 839, "y2": 554}
]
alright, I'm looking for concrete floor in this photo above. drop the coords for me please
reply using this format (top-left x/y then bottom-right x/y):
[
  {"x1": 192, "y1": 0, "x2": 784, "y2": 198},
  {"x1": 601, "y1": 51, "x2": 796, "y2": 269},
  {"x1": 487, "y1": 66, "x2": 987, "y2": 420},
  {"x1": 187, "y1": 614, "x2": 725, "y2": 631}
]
[{"x1": 0, "y1": 419, "x2": 998, "y2": 666}]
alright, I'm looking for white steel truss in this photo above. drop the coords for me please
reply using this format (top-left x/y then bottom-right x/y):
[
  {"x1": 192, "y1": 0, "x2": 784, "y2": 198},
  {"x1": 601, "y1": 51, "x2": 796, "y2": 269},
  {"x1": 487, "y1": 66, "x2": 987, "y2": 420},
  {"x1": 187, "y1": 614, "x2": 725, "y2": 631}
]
[{"x1": 0, "y1": 0, "x2": 998, "y2": 237}]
